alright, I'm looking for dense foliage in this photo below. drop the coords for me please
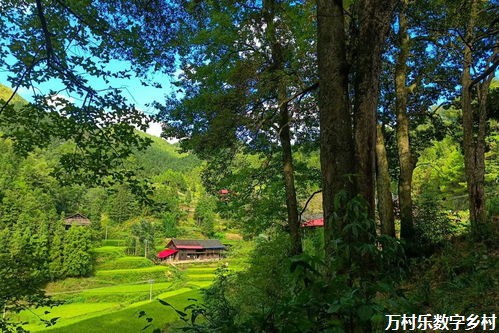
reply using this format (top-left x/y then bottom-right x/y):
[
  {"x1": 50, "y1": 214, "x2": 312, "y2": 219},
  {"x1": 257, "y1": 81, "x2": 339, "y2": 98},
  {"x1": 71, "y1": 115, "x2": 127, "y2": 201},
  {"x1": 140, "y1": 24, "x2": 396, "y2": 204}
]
[{"x1": 0, "y1": 0, "x2": 497, "y2": 332}]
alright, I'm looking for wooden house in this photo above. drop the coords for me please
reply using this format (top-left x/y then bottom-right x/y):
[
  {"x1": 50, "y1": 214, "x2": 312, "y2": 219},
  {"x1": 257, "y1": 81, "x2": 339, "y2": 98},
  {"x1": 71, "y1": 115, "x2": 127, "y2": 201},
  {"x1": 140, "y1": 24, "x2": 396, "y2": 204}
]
[
  {"x1": 157, "y1": 239, "x2": 226, "y2": 261},
  {"x1": 64, "y1": 213, "x2": 91, "y2": 229}
]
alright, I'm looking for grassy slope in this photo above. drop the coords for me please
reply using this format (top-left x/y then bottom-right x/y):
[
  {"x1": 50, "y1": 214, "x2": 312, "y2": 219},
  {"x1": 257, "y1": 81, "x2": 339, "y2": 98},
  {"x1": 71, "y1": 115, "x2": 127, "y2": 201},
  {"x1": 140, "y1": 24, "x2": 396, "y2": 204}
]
[
  {"x1": 403, "y1": 238, "x2": 498, "y2": 315},
  {"x1": 43, "y1": 289, "x2": 202, "y2": 333},
  {"x1": 0, "y1": 83, "x2": 27, "y2": 107},
  {"x1": 15, "y1": 245, "x2": 224, "y2": 332}
]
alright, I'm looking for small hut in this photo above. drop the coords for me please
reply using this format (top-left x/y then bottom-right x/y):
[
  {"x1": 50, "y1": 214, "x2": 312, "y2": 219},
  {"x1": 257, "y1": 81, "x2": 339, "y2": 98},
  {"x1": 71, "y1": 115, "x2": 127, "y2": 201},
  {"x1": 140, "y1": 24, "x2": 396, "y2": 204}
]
[
  {"x1": 218, "y1": 189, "x2": 230, "y2": 202},
  {"x1": 158, "y1": 239, "x2": 226, "y2": 261},
  {"x1": 64, "y1": 213, "x2": 91, "y2": 229}
]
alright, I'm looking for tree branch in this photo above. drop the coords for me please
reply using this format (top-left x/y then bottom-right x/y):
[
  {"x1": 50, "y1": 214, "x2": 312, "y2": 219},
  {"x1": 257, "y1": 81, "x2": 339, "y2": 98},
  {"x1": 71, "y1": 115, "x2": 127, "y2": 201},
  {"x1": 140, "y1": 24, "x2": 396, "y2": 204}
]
[
  {"x1": 470, "y1": 51, "x2": 499, "y2": 87},
  {"x1": 278, "y1": 82, "x2": 318, "y2": 109},
  {"x1": 35, "y1": 0, "x2": 54, "y2": 62},
  {"x1": 0, "y1": 52, "x2": 45, "y2": 115},
  {"x1": 299, "y1": 189, "x2": 322, "y2": 222}
]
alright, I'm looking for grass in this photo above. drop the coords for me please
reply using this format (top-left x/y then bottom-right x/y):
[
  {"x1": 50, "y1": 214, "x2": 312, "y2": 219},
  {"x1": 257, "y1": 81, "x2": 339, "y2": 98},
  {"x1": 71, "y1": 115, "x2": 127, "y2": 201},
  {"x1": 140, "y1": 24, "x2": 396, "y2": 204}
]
[
  {"x1": 14, "y1": 240, "x2": 246, "y2": 332},
  {"x1": 101, "y1": 239, "x2": 127, "y2": 247},
  {"x1": 96, "y1": 256, "x2": 155, "y2": 270},
  {"x1": 52, "y1": 282, "x2": 177, "y2": 304},
  {"x1": 11, "y1": 303, "x2": 122, "y2": 332},
  {"x1": 185, "y1": 273, "x2": 216, "y2": 281},
  {"x1": 94, "y1": 266, "x2": 173, "y2": 284},
  {"x1": 41, "y1": 289, "x2": 202, "y2": 333},
  {"x1": 92, "y1": 246, "x2": 127, "y2": 267}
]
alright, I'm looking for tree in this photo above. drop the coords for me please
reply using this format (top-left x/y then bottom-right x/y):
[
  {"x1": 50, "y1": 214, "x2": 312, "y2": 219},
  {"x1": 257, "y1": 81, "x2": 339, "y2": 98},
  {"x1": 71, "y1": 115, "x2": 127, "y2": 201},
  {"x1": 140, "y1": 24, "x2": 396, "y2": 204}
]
[
  {"x1": 316, "y1": 2, "x2": 397, "y2": 331},
  {"x1": 106, "y1": 185, "x2": 140, "y2": 224},
  {"x1": 459, "y1": 0, "x2": 497, "y2": 239},
  {"x1": 317, "y1": 0, "x2": 396, "y2": 253},
  {"x1": 394, "y1": 0, "x2": 415, "y2": 241},
  {"x1": 195, "y1": 194, "x2": 217, "y2": 237},
  {"x1": 49, "y1": 221, "x2": 66, "y2": 280},
  {"x1": 161, "y1": 0, "x2": 318, "y2": 254},
  {"x1": 63, "y1": 227, "x2": 92, "y2": 277},
  {"x1": 0, "y1": 0, "x2": 182, "y2": 193},
  {"x1": 375, "y1": 125, "x2": 395, "y2": 237},
  {"x1": 129, "y1": 219, "x2": 155, "y2": 257}
]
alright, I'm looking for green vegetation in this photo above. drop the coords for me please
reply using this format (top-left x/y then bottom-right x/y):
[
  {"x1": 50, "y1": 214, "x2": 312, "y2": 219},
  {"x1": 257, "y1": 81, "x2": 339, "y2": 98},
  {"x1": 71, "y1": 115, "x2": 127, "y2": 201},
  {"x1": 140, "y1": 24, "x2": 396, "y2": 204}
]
[
  {"x1": 1, "y1": 1, "x2": 498, "y2": 332},
  {"x1": 6, "y1": 244, "x2": 226, "y2": 332}
]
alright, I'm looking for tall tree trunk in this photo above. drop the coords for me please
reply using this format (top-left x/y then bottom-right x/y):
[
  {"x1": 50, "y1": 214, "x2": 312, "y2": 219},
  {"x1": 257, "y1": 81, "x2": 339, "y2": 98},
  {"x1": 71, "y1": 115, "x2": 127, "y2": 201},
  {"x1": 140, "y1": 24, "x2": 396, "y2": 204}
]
[
  {"x1": 395, "y1": 0, "x2": 415, "y2": 242},
  {"x1": 317, "y1": 2, "x2": 395, "y2": 331},
  {"x1": 353, "y1": 0, "x2": 397, "y2": 222},
  {"x1": 317, "y1": 0, "x2": 355, "y2": 259},
  {"x1": 461, "y1": 0, "x2": 490, "y2": 240},
  {"x1": 376, "y1": 125, "x2": 395, "y2": 237},
  {"x1": 263, "y1": 0, "x2": 302, "y2": 254},
  {"x1": 278, "y1": 96, "x2": 302, "y2": 255}
]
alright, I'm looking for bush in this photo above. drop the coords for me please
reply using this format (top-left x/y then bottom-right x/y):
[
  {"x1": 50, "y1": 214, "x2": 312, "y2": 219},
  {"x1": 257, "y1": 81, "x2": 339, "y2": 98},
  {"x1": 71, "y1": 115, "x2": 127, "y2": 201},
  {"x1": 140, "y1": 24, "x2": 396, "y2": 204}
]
[
  {"x1": 413, "y1": 199, "x2": 455, "y2": 253},
  {"x1": 63, "y1": 227, "x2": 93, "y2": 277}
]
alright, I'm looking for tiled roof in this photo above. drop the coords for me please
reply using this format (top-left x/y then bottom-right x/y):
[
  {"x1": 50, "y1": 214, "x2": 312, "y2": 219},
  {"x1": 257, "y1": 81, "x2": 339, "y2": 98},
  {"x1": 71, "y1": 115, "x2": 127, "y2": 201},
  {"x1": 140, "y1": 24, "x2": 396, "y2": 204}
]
[
  {"x1": 168, "y1": 239, "x2": 226, "y2": 250},
  {"x1": 64, "y1": 213, "x2": 91, "y2": 226}
]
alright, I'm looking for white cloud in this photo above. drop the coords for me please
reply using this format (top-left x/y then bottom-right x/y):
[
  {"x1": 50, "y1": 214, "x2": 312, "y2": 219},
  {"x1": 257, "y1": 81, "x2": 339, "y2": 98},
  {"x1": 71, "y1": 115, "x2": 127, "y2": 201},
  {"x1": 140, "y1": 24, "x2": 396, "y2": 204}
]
[{"x1": 146, "y1": 121, "x2": 162, "y2": 137}]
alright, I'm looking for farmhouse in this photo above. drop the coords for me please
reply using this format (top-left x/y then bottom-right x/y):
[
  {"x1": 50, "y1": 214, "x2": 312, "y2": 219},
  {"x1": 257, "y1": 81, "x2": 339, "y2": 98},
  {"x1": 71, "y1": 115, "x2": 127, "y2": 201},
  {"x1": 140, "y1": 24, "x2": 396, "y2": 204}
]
[
  {"x1": 158, "y1": 239, "x2": 226, "y2": 261},
  {"x1": 64, "y1": 213, "x2": 91, "y2": 229}
]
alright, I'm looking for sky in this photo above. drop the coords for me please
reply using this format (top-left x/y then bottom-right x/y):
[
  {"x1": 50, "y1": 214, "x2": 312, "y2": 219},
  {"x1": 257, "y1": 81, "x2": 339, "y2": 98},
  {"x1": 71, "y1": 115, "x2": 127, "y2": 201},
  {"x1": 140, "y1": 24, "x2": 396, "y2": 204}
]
[{"x1": 0, "y1": 56, "x2": 178, "y2": 138}]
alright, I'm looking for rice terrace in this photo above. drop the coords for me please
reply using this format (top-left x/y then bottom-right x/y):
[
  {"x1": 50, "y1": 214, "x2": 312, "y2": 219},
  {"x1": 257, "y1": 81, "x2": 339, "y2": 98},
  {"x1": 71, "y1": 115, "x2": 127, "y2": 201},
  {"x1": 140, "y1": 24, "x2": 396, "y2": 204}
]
[
  {"x1": 1, "y1": 0, "x2": 498, "y2": 332},
  {"x1": 9, "y1": 239, "x2": 249, "y2": 332}
]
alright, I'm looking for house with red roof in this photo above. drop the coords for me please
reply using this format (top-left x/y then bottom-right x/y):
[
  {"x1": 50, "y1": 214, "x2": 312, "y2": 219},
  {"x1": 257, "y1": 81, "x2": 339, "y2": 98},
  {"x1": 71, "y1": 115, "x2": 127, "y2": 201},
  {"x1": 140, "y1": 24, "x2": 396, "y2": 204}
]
[
  {"x1": 157, "y1": 239, "x2": 226, "y2": 261},
  {"x1": 300, "y1": 213, "x2": 324, "y2": 228}
]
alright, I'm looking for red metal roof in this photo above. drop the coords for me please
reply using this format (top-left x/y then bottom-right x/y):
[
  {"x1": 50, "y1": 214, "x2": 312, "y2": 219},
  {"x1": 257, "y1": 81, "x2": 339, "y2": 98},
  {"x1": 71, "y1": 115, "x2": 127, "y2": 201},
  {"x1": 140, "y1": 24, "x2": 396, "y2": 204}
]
[
  {"x1": 301, "y1": 218, "x2": 324, "y2": 228},
  {"x1": 219, "y1": 189, "x2": 229, "y2": 195},
  {"x1": 157, "y1": 249, "x2": 178, "y2": 259}
]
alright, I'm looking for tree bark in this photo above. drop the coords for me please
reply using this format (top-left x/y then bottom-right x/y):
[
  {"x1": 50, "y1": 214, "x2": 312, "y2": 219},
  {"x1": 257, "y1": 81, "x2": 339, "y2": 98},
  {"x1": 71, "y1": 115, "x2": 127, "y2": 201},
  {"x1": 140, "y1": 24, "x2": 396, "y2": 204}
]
[
  {"x1": 395, "y1": 0, "x2": 415, "y2": 242},
  {"x1": 461, "y1": 0, "x2": 491, "y2": 240},
  {"x1": 278, "y1": 95, "x2": 302, "y2": 255},
  {"x1": 317, "y1": 0, "x2": 355, "y2": 258},
  {"x1": 353, "y1": 0, "x2": 397, "y2": 222},
  {"x1": 264, "y1": 0, "x2": 302, "y2": 254},
  {"x1": 376, "y1": 125, "x2": 395, "y2": 237}
]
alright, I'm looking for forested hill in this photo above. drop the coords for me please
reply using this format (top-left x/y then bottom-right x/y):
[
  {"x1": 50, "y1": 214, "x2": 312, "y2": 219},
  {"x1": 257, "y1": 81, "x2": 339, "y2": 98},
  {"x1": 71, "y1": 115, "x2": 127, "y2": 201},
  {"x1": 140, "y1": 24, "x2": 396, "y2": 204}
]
[
  {"x1": 0, "y1": 83, "x2": 200, "y2": 176},
  {"x1": 132, "y1": 132, "x2": 200, "y2": 176},
  {"x1": 0, "y1": 83, "x2": 203, "y2": 229}
]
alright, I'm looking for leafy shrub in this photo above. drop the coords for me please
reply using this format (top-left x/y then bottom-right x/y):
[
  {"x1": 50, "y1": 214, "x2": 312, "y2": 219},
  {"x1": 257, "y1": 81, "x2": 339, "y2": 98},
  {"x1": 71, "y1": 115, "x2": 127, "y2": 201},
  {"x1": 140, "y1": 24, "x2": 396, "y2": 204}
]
[
  {"x1": 163, "y1": 212, "x2": 180, "y2": 238},
  {"x1": 486, "y1": 194, "x2": 499, "y2": 217},
  {"x1": 413, "y1": 198, "x2": 455, "y2": 253}
]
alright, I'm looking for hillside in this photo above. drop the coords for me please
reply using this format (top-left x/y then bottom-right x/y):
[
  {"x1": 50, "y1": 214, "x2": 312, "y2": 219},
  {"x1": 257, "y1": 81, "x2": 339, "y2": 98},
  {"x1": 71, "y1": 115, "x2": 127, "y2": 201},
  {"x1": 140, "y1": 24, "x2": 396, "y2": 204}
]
[
  {"x1": 0, "y1": 84, "x2": 27, "y2": 107},
  {"x1": 132, "y1": 132, "x2": 200, "y2": 176},
  {"x1": 0, "y1": 83, "x2": 236, "y2": 332},
  {"x1": 0, "y1": 83, "x2": 200, "y2": 176}
]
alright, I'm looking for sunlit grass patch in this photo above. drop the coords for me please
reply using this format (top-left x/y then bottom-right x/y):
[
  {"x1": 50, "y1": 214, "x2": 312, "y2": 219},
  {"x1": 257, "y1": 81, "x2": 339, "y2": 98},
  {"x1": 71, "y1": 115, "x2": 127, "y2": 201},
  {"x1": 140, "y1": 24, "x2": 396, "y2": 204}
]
[
  {"x1": 42, "y1": 289, "x2": 202, "y2": 333},
  {"x1": 96, "y1": 256, "x2": 154, "y2": 270},
  {"x1": 13, "y1": 303, "x2": 121, "y2": 332}
]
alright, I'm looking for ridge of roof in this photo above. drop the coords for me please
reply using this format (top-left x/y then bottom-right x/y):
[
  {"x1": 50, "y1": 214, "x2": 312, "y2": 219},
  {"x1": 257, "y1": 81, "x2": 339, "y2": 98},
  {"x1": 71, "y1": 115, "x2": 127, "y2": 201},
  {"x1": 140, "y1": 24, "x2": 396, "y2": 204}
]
[{"x1": 168, "y1": 239, "x2": 226, "y2": 249}]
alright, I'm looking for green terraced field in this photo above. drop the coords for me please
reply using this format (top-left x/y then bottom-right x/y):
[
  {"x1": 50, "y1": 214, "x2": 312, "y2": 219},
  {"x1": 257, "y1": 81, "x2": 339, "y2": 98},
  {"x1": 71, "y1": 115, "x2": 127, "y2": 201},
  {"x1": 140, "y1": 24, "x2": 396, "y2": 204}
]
[
  {"x1": 13, "y1": 245, "x2": 222, "y2": 332},
  {"x1": 96, "y1": 256, "x2": 155, "y2": 270},
  {"x1": 42, "y1": 289, "x2": 202, "y2": 333}
]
